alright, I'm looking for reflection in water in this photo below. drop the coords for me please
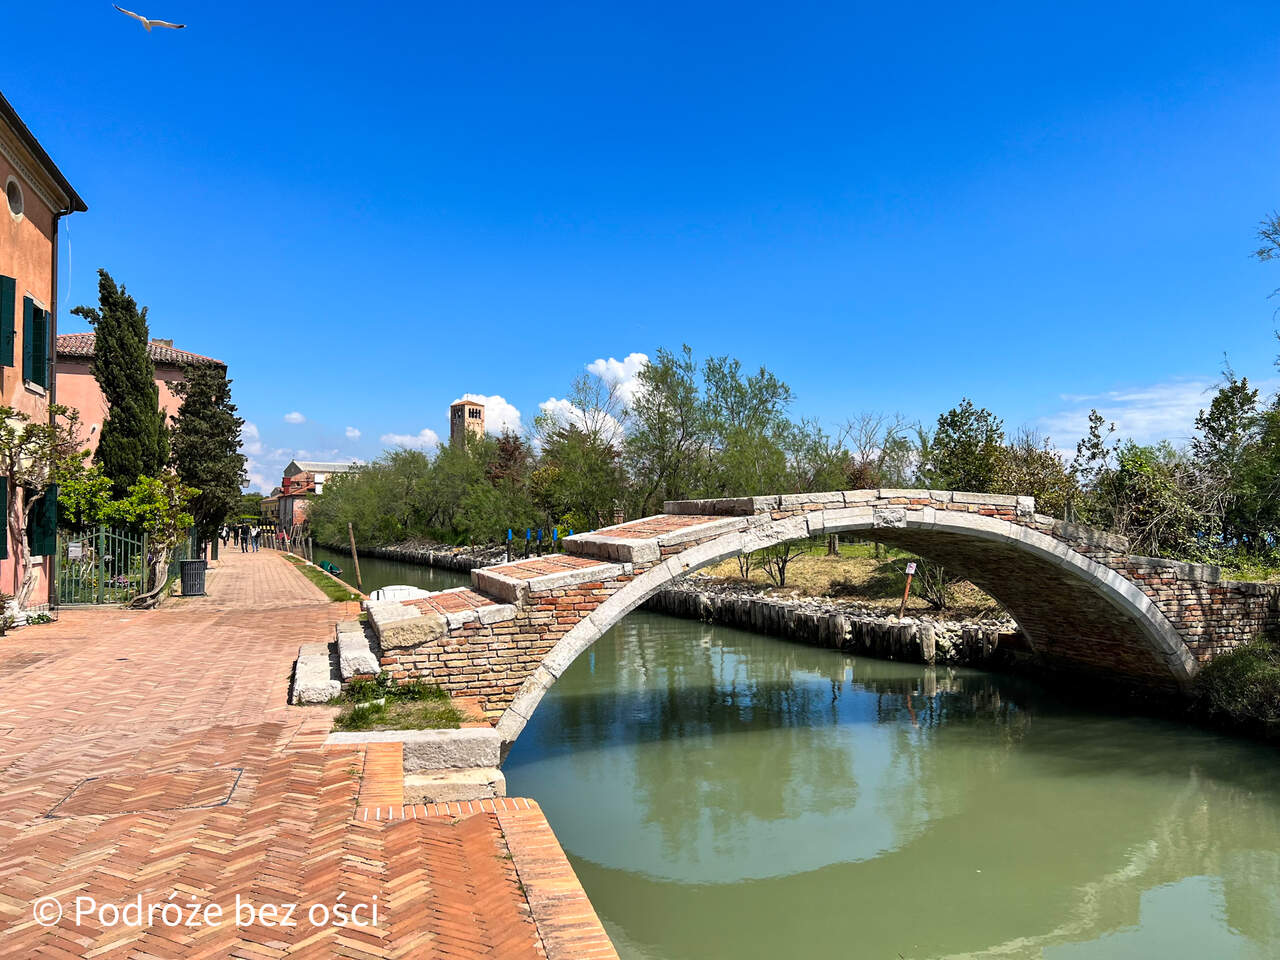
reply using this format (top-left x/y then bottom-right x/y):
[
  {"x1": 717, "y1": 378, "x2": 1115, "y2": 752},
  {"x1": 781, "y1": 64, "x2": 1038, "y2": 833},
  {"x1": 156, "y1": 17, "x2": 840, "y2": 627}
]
[{"x1": 504, "y1": 612, "x2": 1280, "y2": 960}]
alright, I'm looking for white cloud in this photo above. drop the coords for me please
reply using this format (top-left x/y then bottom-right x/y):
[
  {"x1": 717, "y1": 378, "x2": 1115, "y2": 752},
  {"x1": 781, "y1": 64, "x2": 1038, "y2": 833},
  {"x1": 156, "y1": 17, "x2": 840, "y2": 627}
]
[
  {"x1": 1039, "y1": 378, "x2": 1233, "y2": 447},
  {"x1": 538, "y1": 396, "x2": 625, "y2": 447},
  {"x1": 380, "y1": 427, "x2": 441, "y2": 450},
  {"x1": 587, "y1": 352, "x2": 649, "y2": 405},
  {"x1": 240, "y1": 421, "x2": 264, "y2": 456},
  {"x1": 345, "y1": 426, "x2": 361, "y2": 440},
  {"x1": 452, "y1": 394, "x2": 523, "y2": 434},
  {"x1": 242, "y1": 445, "x2": 293, "y2": 494},
  {"x1": 283, "y1": 411, "x2": 305, "y2": 424}
]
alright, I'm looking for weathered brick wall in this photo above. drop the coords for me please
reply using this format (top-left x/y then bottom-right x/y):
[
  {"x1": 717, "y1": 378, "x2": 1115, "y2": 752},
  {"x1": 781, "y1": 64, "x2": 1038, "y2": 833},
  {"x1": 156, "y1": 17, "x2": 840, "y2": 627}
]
[{"x1": 376, "y1": 567, "x2": 647, "y2": 718}]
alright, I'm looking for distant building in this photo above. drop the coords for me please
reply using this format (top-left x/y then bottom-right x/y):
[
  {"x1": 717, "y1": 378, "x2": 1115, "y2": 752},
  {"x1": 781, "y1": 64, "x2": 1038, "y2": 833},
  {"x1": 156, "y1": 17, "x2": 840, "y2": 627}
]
[
  {"x1": 450, "y1": 399, "x2": 485, "y2": 446},
  {"x1": 277, "y1": 460, "x2": 361, "y2": 530},
  {"x1": 55, "y1": 333, "x2": 224, "y2": 455},
  {"x1": 0, "y1": 90, "x2": 87, "y2": 608},
  {"x1": 259, "y1": 487, "x2": 282, "y2": 523}
]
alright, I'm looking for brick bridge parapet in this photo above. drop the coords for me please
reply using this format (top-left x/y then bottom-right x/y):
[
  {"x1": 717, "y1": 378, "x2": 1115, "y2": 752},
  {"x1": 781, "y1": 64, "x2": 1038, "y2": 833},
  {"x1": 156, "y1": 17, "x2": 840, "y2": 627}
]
[{"x1": 360, "y1": 490, "x2": 1280, "y2": 748}]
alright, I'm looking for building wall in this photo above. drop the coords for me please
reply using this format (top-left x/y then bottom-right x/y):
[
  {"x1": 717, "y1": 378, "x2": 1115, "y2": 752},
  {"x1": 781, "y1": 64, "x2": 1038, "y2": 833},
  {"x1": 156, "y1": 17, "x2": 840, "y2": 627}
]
[
  {"x1": 55, "y1": 357, "x2": 189, "y2": 455},
  {"x1": 0, "y1": 146, "x2": 56, "y2": 602}
]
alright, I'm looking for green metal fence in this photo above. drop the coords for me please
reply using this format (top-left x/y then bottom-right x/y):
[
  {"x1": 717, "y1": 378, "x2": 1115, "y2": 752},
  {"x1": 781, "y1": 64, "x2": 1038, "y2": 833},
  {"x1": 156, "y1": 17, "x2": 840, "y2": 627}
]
[
  {"x1": 166, "y1": 532, "x2": 197, "y2": 587},
  {"x1": 57, "y1": 526, "x2": 148, "y2": 605}
]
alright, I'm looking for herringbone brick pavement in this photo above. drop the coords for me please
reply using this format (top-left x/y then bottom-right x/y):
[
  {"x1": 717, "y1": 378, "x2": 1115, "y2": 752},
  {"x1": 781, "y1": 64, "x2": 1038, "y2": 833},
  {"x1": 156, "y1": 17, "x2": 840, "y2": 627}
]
[{"x1": 0, "y1": 550, "x2": 615, "y2": 959}]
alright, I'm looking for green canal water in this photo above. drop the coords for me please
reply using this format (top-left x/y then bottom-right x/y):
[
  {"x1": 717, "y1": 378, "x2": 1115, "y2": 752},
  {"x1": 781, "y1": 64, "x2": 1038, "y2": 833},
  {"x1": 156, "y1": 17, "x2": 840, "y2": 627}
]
[{"x1": 320, "y1": 549, "x2": 1280, "y2": 959}]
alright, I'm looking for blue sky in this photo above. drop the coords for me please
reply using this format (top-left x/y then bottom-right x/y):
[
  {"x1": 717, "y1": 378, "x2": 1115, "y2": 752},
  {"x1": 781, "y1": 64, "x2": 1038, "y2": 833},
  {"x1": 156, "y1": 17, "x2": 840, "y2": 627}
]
[{"x1": 5, "y1": 1, "x2": 1280, "y2": 489}]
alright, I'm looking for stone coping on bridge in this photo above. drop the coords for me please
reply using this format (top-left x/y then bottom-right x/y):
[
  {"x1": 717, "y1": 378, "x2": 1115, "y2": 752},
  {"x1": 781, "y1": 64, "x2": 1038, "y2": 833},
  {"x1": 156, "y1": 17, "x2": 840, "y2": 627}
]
[{"x1": 663, "y1": 488, "x2": 1039, "y2": 518}]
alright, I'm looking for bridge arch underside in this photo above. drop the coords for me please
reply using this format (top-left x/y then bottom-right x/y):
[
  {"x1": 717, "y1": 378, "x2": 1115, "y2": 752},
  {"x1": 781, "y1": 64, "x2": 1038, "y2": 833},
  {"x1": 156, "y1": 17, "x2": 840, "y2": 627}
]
[
  {"x1": 849, "y1": 526, "x2": 1178, "y2": 686},
  {"x1": 498, "y1": 510, "x2": 1197, "y2": 745}
]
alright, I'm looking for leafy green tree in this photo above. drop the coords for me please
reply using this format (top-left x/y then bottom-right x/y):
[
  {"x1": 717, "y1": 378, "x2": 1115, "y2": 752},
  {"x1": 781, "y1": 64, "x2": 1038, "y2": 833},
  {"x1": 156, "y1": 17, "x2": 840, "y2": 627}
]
[
  {"x1": 537, "y1": 425, "x2": 624, "y2": 530},
  {"x1": 110, "y1": 470, "x2": 198, "y2": 607},
  {"x1": 0, "y1": 403, "x2": 90, "y2": 608},
  {"x1": 71, "y1": 270, "x2": 167, "y2": 496},
  {"x1": 702, "y1": 354, "x2": 794, "y2": 497},
  {"x1": 625, "y1": 346, "x2": 706, "y2": 514},
  {"x1": 919, "y1": 399, "x2": 1005, "y2": 492},
  {"x1": 58, "y1": 465, "x2": 115, "y2": 529},
  {"x1": 171, "y1": 365, "x2": 247, "y2": 544},
  {"x1": 991, "y1": 429, "x2": 1079, "y2": 518},
  {"x1": 1096, "y1": 441, "x2": 1203, "y2": 557}
]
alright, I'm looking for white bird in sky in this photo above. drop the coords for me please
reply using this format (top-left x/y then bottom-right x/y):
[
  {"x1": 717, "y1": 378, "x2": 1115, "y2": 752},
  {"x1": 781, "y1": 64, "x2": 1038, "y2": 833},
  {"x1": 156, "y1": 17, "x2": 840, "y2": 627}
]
[{"x1": 113, "y1": 4, "x2": 186, "y2": 31}]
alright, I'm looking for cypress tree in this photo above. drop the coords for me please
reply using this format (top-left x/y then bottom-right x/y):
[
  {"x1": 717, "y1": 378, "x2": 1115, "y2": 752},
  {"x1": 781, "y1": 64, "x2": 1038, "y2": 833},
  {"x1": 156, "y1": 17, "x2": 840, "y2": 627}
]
[
  {"x1": 171, "y1": 365, "x2": 247, "y2": 542},
  {"x1": 71, "y1": 270, "x2": 167, "y2": 497}
]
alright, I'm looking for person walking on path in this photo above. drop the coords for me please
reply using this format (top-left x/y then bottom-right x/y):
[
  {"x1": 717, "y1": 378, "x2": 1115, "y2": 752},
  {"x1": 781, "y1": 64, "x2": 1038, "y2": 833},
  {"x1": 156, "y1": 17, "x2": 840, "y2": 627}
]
[
  {"x1": 250, "y1": 525, "x2": 261, "y2": 552},
  {"x1": 239, "y1": 525, "x2": 249, "y2": 553}
]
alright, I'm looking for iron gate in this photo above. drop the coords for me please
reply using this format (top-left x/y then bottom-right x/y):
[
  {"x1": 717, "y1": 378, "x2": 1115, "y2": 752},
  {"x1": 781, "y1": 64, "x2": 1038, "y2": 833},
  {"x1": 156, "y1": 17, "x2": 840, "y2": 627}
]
[{"x1": 57, "y1": 526, "x2": 148, "y2": 605}]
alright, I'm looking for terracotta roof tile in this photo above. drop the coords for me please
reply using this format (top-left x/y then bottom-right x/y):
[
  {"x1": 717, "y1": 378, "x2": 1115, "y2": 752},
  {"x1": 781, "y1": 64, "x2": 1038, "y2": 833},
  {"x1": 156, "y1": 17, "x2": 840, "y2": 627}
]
[{"x1": 56, "y1": 331, "x2": 224, "y2": 367}]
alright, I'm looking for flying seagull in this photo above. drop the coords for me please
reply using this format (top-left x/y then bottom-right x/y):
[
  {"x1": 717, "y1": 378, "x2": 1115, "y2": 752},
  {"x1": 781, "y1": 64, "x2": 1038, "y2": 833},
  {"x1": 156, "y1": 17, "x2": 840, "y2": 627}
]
[{"x1": 113, "y1": 4, "x2": 185, "y2": 30}]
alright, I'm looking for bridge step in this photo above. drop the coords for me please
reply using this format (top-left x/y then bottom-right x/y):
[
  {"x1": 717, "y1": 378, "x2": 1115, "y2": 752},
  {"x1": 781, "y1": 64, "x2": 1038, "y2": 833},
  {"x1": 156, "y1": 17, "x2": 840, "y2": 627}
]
[
  {"x1": 564, "y1": 513, "x2": 749, "y2": 563},
  {"x1": 473, "y1": 554, "x2": 623, "y2": 603},
  {"x1": 364, "y1": 584, "x2": 519, "y2": 647}
]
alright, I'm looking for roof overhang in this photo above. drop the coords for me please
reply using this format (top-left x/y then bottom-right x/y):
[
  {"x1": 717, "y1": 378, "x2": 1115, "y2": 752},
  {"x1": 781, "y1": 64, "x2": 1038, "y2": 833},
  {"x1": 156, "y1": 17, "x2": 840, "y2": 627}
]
[{"x1": 0, "y1": 91, "x2": 87, "y2": 214}]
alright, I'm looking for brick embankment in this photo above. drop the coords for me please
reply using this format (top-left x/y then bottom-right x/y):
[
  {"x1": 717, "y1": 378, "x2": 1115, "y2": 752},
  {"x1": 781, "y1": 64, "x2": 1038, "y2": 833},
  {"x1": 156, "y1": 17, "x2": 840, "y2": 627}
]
[
  {"x1": 644, "y1": 579, "x2": 1022, "y2": 666},
  {"x1": 0, "y1": 548, "x2": 616, "y2": 959}
]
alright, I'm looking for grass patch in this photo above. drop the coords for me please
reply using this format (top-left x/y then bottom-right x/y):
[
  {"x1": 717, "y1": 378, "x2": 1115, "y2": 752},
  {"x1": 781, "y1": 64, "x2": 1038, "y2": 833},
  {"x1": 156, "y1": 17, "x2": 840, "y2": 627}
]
[
  {"x1": 1216, "y1": 557, "x2": 1280, "y2": 583},
  {"x1": 699, "y1": 540, "x2": 1003, "y2": 618},
  {"x1": 331, "y1": 675, "x2": 464, "y2": 732},
  {"x1": 1194, "y1": 638, "x2": 1280, "y2": 724},
  {"x1": 283, "y1": 554, "x2": 361, "y2": 602}
]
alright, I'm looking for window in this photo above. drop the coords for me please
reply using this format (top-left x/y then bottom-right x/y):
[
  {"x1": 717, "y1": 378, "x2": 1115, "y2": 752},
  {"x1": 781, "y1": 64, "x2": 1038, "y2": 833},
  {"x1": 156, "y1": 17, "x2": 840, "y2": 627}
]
[{"x1": 5, "y1": 178, "x2": 22, "y2": 219}]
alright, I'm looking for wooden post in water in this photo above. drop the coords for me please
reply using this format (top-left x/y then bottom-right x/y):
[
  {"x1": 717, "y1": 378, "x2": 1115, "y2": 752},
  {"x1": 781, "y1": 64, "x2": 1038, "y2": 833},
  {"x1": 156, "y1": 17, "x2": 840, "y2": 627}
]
[{"x1": 347, "y1": 522, "x2": 363, "y2": 592}]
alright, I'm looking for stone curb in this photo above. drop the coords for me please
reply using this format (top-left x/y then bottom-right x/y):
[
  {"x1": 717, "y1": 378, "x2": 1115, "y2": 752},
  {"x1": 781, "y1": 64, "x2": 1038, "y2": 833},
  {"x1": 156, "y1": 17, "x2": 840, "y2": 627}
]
[
  {"x1": 291, "y1": 642, "x2": 340, "y2": 704},
  {"x1": 337, "y1": 621, "x2": 380, "y2": 680},
  {"x1": 326, "y1": 727, "x2": 503, "y2": 770}
]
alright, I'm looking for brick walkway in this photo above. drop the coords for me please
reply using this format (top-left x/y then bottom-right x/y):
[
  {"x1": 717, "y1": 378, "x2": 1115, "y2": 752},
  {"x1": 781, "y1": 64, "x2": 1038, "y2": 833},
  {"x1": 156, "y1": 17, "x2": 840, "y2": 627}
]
[{"x1": 0, "y1": 549, "x2": 615, "y2": 959}]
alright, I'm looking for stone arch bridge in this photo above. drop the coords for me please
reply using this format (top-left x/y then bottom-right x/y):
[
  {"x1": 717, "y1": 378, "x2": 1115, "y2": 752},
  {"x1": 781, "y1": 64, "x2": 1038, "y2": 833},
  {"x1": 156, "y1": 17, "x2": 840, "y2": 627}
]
[{"x1": 359, "y1": 490, "x2": 1279, "y2": 750}]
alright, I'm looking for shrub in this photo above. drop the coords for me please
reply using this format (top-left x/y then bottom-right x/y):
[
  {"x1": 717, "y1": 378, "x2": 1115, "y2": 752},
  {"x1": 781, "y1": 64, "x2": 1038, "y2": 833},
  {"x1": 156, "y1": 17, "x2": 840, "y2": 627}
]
[{"x1": 1194, "y1": 638, "x2": 1280, "y2": 723}]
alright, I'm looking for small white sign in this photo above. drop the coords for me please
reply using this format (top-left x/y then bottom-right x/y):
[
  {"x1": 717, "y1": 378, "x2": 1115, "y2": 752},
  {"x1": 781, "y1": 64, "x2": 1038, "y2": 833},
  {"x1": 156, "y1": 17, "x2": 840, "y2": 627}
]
[
  {"x1": 905, "y1": 562, "x2": 917, "y2": 575},
  {"x1": 68, "y1": 541, "x2": 84, "y2": 560}
]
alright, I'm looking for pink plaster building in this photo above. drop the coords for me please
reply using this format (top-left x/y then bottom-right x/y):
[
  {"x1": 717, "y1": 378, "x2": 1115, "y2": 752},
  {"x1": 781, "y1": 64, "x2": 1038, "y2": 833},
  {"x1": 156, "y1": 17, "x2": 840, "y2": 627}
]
[
  {"x1": 0, "y1": 91, "x2": 86, "y2": 609},
  {"x1": 54, "y1": 333, "x2": 224, "y2": 455}
]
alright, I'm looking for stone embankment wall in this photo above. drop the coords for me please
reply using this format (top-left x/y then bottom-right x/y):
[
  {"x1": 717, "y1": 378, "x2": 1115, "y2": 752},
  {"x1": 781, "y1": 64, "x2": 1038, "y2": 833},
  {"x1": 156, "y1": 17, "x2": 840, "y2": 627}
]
[
  {"x1": 642, "y1": 582, "x2": 1022, "y2": 667},
  {"x1": 329, "y1": 540, "x2": 508, "y2": 572}
]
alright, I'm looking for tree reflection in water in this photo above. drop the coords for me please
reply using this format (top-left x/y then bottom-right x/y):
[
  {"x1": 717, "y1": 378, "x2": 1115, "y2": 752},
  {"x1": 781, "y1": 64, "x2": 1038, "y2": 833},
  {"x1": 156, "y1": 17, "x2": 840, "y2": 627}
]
[{"x1": 504, "y1": 611, "x2": 1280, "y2": 960}]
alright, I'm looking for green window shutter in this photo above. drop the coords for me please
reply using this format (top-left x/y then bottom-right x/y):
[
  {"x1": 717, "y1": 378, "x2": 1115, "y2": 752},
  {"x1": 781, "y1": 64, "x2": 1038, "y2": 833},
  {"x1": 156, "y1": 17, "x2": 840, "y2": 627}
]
[
  {"x1": 0, "y1": 478, "x2": 7, "y2": 561},
  {"x1": 30, "y1": 486, "x2": 57, "y2": 557},
  {"x1": 33, "y1": 308, "x2": 47, "y2": 388},
  {"x1": 0, "y1": 276, "x2": 14, "y2": 367},
  {"x1": 21, "y1": 297, "x2": 33, "y2": 383}
]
